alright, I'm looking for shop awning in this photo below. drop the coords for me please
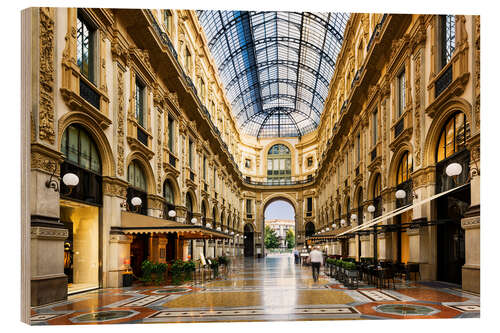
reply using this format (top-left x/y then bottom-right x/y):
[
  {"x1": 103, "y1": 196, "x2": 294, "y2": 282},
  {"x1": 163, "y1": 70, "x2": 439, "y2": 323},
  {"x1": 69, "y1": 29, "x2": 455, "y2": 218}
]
[
  {"x1": 337, "y1": 182, "x2": 470, "y2": 237},
  {"x1": 306, "y1": 182, "x2": 470, "y2": 242},
  {"x1": 115, "y1": 211, "x2": 231, "y2": 239}
]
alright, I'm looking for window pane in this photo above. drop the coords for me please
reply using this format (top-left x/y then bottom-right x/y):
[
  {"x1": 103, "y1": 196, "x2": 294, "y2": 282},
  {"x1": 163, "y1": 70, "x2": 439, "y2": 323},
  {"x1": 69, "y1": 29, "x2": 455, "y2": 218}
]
[
  {"x1": 445, "y1": 119, "x2": 454, "y2": 158},
  {"x1": 90, "y1": 140, "x2": 101, "y2": 173},
  {"x1": 437, "y1": 132, "x2": 446, "y2": 161},
  {"x1": 68, "y1": 126, "x2": 79, "y2": 164},
  {"x1": 80, "y1": 131, "x2": 91, "y2": 170}
]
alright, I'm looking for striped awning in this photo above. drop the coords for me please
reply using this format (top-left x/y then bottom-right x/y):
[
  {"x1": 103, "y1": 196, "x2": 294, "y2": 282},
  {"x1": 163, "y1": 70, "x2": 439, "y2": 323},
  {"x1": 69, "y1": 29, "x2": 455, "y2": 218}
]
[{"x1": 116, "y1": 211, "x2": 231, "y2": 239}]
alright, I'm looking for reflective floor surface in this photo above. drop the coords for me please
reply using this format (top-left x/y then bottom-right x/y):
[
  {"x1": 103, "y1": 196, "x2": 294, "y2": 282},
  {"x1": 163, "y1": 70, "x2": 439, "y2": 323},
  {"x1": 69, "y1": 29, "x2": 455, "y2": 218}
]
[{"x1": 30, "y1": 254, "x2": 480, "y2": 324}]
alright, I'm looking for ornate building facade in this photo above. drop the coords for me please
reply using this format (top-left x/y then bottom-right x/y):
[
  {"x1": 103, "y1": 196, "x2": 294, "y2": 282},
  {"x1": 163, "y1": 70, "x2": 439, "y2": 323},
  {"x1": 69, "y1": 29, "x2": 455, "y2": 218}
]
[{"x1": 24, "y1": 8, "x2": 480, "y2": 307}]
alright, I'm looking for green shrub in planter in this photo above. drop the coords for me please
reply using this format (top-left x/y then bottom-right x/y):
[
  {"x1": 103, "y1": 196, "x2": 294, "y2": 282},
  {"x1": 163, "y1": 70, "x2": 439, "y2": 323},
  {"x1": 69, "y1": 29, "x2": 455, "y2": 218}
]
[
  {"x1": 209, "y1": 258, "x2": 220, "y2": 277},
  {"x1": 140, "y1": 260, "x2": 167, "y2": 285}
]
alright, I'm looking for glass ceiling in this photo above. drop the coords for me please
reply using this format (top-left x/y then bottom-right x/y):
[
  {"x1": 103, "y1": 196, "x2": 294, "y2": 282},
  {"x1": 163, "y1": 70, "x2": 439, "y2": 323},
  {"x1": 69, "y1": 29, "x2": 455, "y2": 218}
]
[{"x1": 196, "y1": 11, "x2": 350, "y2": 138}]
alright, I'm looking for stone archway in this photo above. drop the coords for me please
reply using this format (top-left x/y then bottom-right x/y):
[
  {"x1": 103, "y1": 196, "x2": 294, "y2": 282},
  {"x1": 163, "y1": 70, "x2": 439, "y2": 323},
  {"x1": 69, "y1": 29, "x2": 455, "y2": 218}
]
[{"x1": 261, "y1": 194, "x2": 299, "y2": 255}]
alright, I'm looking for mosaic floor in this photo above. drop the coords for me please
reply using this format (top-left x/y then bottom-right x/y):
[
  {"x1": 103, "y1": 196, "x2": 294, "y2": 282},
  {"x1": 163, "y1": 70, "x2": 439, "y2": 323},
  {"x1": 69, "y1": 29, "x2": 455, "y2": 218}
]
[{"x1": 30, "y1": 255, "x2": 480, "y2": 324}]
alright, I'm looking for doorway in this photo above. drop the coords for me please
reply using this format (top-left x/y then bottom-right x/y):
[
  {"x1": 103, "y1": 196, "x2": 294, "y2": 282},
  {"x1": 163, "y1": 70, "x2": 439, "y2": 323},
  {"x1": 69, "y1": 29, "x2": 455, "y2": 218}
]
[
  {"x1": 437, "y1": 185, "x2": 469, "y2": 285},
  {"x1": 244, "y1": 224, "x2": 255, "y2": 257},
  {"x1": 60, "y1": 202, "x2": 100, "y2": 294},
  {"x1": 130, "y1": 234, "x2": 150, "y2": 278}
]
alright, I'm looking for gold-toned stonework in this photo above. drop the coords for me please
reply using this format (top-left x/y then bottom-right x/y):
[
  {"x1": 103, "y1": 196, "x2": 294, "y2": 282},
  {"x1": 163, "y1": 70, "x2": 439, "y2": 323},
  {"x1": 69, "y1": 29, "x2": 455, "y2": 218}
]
[
  {"x1": 117, "y1": 69, "x2": 125, "y2": 176},
  {"x1": 102, "y1": 177, "x2": 128, "y2": 198},
  {"x1": 38, "y1": 7, "x2": 56, "y2": 145}
]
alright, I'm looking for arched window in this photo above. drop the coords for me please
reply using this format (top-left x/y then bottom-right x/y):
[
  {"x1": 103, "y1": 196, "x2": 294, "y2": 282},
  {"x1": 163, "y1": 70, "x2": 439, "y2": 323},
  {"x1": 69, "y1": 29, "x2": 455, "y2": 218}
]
[
  {"x1": 305, "y1": 222, "x2": 315, "y2": 237},
  {"x1": 267, "y1": 144, "x2": 291, "y2": 183},
  {"x1": 61, "y1": 124, "x2": 101, "y2": 174},
  {"x1": 357, "y1": 189, "x2": 363, "y2": 224},
  {"x1": 436, "y1": 112, "x2": 469, "y2": 162},
  {"x1": 127, "y1": 161, "x2": 147, "y2": 215},
  {"x1": 212, "y1": 207, "x2": 217, "y2": 227},
  {"x1": 60, "y1": 124, "x2": 102, "y2": 204},
  {"x1": 346, "y1": 197, "x2": 351, "y2": 224},
  {"x1": 373, "y1": 174, "x2": 381, "y2": 198},
  {"x1": 163, "y1": 180, "x2": 174, "y2": 204},
  {"x1": 372, "y1": 174, "x2": 382, "y2": 218},
  {"x1": 128, "y1": 161, "x2": 146, "y2": 191},
  {"x1": 163, "y1": 179, "x2": 175, "y2": 220},
  {"x1": 397, "y1": 151, "x2": 413, "y2": 185}
]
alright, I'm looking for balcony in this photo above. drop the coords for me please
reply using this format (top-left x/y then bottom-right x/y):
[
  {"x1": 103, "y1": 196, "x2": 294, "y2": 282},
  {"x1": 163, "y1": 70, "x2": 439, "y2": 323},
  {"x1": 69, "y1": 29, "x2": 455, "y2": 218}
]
[
  {"x1": 163, "y1": 149, "x2": 179, "y2": 177},
  {"x1": 79, "y1": 78, "x2": 100, "y2": 110},
  {"x1": 434, "y1": 64, "x2": 453, "y2": 98},
  {"x1": 243, "y1": 176, "x2": 315, "y2": 187},
  {"x1": 126, "y1": 121, "x2": 154, "y2": 160},
  {"x1": 390, "y1": 111, "x2": 413, "y2": 152}
]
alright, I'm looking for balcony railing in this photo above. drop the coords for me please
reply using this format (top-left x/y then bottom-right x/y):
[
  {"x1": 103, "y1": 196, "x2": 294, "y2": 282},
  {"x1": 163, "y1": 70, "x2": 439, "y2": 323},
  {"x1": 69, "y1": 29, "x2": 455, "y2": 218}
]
[
  {"x1": 137, "y1": 126, "x2": 148, "y2": 146},
  {"x1": 371, "y1": 147, "x2": 378, "y2": 161},
  {"x1": 435, "y1": 64, "x2": 453, "y2": 98},
  {"x1": 79, "y1": 78, "x2": 100, "y2": 110},
  {"x1": 243, "y1": 177, "x2": 314, "y2": 186},
  {"x1": 394, "y1": 117, "x2": 405, "y2": 138},
  {"x1": 169, "y1": 153, "x2": 176, "y2": 168}
]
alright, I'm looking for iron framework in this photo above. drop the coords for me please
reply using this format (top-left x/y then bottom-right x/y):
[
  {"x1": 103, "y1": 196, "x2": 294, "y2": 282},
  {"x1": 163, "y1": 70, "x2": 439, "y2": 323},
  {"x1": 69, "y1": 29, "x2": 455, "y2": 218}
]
[{"x1": 197, "y1": 10, "x2": 349, "y2": 138}]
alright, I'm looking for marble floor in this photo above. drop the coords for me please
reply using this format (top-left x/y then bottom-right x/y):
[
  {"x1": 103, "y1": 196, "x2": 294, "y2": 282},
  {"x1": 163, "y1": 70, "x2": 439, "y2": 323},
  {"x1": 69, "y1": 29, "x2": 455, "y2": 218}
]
[{"x1": 30, "y1": 254, "x2": 480, "y2": 325}]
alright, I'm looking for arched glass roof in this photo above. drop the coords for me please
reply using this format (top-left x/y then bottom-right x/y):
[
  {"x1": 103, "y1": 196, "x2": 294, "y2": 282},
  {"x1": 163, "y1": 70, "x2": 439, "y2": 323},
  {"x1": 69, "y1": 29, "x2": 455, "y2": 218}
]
[{"x1": 196, "y1": 11, "x2": 349, "y2": 138}]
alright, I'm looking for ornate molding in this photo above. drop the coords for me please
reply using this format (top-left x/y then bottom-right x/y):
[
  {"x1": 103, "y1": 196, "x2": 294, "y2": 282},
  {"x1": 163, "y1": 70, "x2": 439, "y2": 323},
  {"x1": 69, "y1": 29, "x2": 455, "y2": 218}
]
[
  {"x1": 117, "y1": 68, "x2": 125, "y2": 176},
  {"x1": 102, "y1": 177, "x2": 128, "y2": 198},
  {"x1": 31, "y1": 143, "x2": 65, "y2": 174},
  {"x1": 31, "y1": 226, "x2": 68, "y2": 240},
  {"x1": 38, "y1": 7, "x2": 56, "y2": 145}
]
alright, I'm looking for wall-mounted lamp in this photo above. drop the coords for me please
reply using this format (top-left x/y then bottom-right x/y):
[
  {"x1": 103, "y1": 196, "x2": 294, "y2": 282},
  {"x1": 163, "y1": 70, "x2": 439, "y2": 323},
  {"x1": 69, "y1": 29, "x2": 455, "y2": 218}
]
[
  {"x1": 191, "y1": 217, "x2": 198, "y2": 224},
  {"x1": 168, "y1": 210, "x2": 176, "y2": 218},
  {"x1": 446, "y1": 161, "x2": 479, "y2": 183},
  {"x1": 395, "y1": 188, "x2": 418, "y2": 200},
  {"x1": 350, "y1": 214, "x2": 357, "y2": 222},
  {"x1": 367, "y1": 205, "x2": 376, "y2": 213},
  {"x1": 230, "y1": 231, "x2": 234, "y2": 235},
  {"x1": 206, "y1": 222, "x2": 212, "y2": 229},
  {"x1": 121, "y1": 197, "x2": 142, "y2": 212},
  {"x1": 340, "y1": 219, "x2": 346, "y2": 227},
  {"x1": 224, "y1": 228, "x2": 229, "y2": 233},
  {"x1": 332, "y1": 223, "x2": 337, "y2": 229},
  {"x1": 45, "y1": 162, "x2": 79, "y2": 195},
  {"x1": 326, "y1": 227, "x2": 330, "y2": 231},
  {"x1": 216, "y1": 226, "x2": 222, "y2": 231}
]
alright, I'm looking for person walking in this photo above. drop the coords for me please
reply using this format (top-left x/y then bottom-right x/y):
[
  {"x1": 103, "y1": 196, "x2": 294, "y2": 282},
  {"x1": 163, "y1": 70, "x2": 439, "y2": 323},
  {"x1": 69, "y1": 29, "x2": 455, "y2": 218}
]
[
  {"x1": 293, "y1": 248, "x2": 299, "y2": 264},
  {"x1": 309, "y1": 246, "x2": 323, "y2": 282}
]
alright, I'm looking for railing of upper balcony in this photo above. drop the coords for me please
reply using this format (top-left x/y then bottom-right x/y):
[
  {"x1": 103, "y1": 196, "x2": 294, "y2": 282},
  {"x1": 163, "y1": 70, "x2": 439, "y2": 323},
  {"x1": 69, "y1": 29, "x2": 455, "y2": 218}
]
[
  {"x1": 145, "y1": 10, "x2": 239, "y2": 173},
  {"x1": 243, "y1": 177, "x2": 315, "y2": 186},
  {"x1": 366, "y1": 14, "x2": 388, "y2": 53}
]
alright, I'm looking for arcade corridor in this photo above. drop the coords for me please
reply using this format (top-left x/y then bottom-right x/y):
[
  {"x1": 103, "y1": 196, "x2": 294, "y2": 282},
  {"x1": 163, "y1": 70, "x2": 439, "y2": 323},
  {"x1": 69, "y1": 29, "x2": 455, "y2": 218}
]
[{"x1": 30, "y1": 255, "x2": 479, "y2": 324}]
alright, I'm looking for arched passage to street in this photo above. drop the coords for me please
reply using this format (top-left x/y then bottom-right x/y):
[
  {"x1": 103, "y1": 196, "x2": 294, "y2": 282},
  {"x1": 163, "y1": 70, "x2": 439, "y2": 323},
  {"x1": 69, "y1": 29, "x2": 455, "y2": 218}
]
[
  {"x1": 263, "y1": 198, "x2": 296, "y2": 253},
  {"x1": 244, "y1": 223, "x2": 255, "y2": 257}
]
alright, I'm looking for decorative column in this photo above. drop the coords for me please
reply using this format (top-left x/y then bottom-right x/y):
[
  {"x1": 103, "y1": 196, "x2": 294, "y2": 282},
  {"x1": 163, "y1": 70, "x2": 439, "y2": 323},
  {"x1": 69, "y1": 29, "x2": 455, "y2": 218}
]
[
  {"x1": 461, "y1": 137, "x2": 480, "y2": 293},
  {"x1": 102, "y1": 177, "x2": 128, "y2": 288}
]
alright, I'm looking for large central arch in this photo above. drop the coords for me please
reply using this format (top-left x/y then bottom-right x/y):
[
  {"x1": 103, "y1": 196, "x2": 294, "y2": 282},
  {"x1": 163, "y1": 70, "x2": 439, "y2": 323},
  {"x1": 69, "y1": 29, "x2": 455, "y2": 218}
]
[{"x1": 261, "y1": 193, "x2": 299, "y2": 255}]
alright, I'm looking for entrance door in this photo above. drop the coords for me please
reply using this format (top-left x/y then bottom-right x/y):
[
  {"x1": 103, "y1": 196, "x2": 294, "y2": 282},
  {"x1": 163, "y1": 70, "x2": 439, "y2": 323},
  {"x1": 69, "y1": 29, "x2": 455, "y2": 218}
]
[
  {"x1": 244, "y1": 232, "x2": 254, "y2": 257},
  {"x1": 437, "y1": 186, "x2": 469, "y2": 285},
  {"x1": 165, "y1": 232, "x2": 177, "y2": 261},
  {"x1": 130, "y1": 234, "x2": 150, "y2": 278}
]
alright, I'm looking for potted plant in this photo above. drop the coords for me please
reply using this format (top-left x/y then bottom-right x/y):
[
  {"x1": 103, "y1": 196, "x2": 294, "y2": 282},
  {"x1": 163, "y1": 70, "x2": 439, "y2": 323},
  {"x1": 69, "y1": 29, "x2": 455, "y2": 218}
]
[
  {"x1": 171, "y1": 259, "x2": 185, "y2": 285},
  {"x1": 183, "y1": 260, "x2": 196, "y2": 280},
  {"x1": 140, "y1": 260, "x2": 168, "y2": 285},
  {"x1": 344, "y1": 261, "x2": 360, "y2": 289},
  {"x1": 209, "y1": 258, "x2": 220, "y2": 278}
]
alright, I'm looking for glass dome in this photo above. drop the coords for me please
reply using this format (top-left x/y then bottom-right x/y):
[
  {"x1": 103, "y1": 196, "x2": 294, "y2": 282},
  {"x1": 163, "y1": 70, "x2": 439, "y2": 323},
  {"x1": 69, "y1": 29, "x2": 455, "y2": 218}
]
[{"x1": 197, "y1": 10, "x2": 349, "y2": 138}]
